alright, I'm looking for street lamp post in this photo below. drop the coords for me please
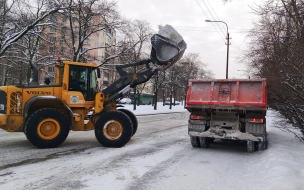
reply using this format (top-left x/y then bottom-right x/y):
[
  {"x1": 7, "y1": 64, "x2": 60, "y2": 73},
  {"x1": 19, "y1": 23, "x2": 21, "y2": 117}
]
[{"x1": 205, "y1": 19, "x2": 230, "y2": 79}]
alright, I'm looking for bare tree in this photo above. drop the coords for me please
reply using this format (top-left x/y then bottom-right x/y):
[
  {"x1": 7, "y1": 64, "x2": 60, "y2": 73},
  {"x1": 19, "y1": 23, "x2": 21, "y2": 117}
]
[
  {"x1": 246, "y1": 0, "x2": 304, "y2": 140},
  {"x1": 152, "y1": 53, "x2": 213, "y2": 109},
  {"x1": 114, "y1": 20, "x2": 154, "y2": 107},
  {"x1": 43, "y1": 0, "x2": 126, "y2": 63},
  {"x1": 0, "y1": 0, "x2": 66, "y2": 85},
  {"x1": 174, "y1": 53, "x2": 213, "y2": 95}
]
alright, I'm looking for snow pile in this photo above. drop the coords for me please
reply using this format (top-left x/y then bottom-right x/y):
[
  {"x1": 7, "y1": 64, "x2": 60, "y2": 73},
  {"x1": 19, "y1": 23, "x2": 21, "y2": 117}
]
[
  {"x1": 117, "y1": 102, "x2": 186, "y2": 115},
  {"x1": 245, "y1": 110, "x2": 304, "y2": 189}
]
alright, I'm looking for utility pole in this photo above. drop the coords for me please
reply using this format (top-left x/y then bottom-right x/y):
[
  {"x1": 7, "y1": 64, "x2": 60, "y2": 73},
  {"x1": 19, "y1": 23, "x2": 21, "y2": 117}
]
[
  {"x1": 133, "y1": 66, "x2": 137, "y2": 110},
  {"x1": 226, "y1": 32, "x2": 230, "y2": 79},
  {"x1": 205, "y1": 20, "x2": 230, "y2": 79}
]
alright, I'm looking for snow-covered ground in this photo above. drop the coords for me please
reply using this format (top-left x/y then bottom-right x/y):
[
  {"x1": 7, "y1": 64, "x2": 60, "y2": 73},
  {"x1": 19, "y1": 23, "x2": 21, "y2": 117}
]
[
  {"x1": 0, "y1": 103, "x2": 304, "y2": 189},
  {"x1": 117, "y1": 102, "x2": 186, "y2": 115},
  {"x1": 121, "y1": 104, "x2": 304, "y2": 189}
]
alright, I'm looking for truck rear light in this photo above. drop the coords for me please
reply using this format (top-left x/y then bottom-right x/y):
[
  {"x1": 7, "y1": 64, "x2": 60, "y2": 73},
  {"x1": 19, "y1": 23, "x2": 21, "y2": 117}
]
[
  {"x1": 190, "y1": 115, "x2": 205, "y2": 120},
  {"x1": 248, "y1": 118, "x2": 264, "y2": 123}
]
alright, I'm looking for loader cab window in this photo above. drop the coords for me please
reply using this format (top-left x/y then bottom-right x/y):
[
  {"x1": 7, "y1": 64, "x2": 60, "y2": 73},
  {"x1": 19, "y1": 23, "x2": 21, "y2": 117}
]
[{"x1": 69, "y1": 65, "x2": 98, "y2": 101}]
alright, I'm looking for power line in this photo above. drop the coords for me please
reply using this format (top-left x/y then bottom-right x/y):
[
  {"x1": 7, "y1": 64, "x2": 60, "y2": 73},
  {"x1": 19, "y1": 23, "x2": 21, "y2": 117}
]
[
  {"x1": 195, "y1": 0, "x2": 226, "y2": 41},
  {"x1": 201, "y1": 0, "x2": 226, "y2": 39},
  {"x1": 183, "y1": 35, "x2": 223, "y2": 45},
  {"x1": 201, "y1": 0, "x2": 247, "y2": 59}
]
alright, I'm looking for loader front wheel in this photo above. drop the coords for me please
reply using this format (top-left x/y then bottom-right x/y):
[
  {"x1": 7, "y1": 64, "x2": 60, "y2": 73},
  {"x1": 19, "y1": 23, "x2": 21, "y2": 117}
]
[
  {"x1": 25, "y1": 108, "x2": 70, "y2": 148},
  {"x1": 118, "y1": 109, "x2": 138, "y2": 136},
  {"x1": 94, "y1": 111, "x2": 133, "y2": 148}
]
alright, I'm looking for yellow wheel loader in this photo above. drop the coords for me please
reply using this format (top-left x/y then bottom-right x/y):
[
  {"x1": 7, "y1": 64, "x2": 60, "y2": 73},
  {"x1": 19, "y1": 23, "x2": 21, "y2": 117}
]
[{"x1": 0, "y1": 25, "x2": 187, "y2": 148}]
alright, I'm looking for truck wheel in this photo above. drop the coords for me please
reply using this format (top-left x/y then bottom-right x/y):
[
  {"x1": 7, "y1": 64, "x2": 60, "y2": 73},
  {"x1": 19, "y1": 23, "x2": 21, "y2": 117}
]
[
  {"x1": 199, "y1": 137, "x2": 210, "y2": 148},
  {"x1": 190, "y1": 136, "x2": 200, "y2": 147},
  {"x1": 24, "y1": 108, "x2": 70, "y2": 148},
  {"x1": 190, "y1": 136, "x2": 200, "y2": 148},
  {"x1": 94, "y1": 110, "x2": 133, "y2": 148},
  {"x1": 247, "y1": 141, "x2": 257, "y2": 153},
  {"x1": 258, "y1": 134, "x2": 268, "y2": 151},
  {"x1": 118, "y1": 109, "x2": 138, "y2": 136}
]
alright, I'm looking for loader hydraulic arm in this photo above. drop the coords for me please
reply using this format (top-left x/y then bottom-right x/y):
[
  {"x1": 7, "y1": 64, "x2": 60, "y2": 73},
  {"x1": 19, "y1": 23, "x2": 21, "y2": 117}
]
[
  {"x1": 102, "y1": 58, "x2": 158, "y2": 105},
  {"x1": 101, "y1": 25, "x2": 187, "y2": 106}
]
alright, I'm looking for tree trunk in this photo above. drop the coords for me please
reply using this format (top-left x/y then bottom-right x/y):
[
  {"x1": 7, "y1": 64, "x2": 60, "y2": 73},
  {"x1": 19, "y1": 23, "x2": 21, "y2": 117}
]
[{"x1": 1, "y1": 66, "x2": 6, "y2": 86}]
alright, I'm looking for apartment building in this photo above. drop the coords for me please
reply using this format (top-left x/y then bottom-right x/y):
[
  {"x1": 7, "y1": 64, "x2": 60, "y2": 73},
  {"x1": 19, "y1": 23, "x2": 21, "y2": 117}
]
[{"x1": 39, "y1": 11, "x2": 117, "y2": 90}]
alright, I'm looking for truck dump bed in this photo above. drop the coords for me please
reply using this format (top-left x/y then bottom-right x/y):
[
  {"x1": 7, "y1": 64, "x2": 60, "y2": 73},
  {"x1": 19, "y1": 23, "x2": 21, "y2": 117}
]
[{"x1": 186, "y1": 79, "x2": 267, "y2": 110}]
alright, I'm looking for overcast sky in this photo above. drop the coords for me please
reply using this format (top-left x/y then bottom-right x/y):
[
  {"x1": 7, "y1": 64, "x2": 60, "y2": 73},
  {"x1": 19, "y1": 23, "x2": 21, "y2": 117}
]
[{"x1": 116, "y1": 0, "x2": 262, "y2": 79}]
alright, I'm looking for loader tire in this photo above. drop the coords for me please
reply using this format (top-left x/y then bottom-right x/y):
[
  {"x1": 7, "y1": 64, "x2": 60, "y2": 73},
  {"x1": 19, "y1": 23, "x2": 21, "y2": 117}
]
[
  {"x1": 118, "y1": 109, "x2": 138, "y2": 136},
  {"x1": 199, "y1": 137, "x2": 210, "y2": 148},
  {"x1": 94, "y1": 110, "x2": 133, "y2": 148},
  {"x1": 24, "y1": 108, "x2": 70, "y2": 148},
  {"x1": 190, "y1": 136, "x2": 200, "y2": 147}
]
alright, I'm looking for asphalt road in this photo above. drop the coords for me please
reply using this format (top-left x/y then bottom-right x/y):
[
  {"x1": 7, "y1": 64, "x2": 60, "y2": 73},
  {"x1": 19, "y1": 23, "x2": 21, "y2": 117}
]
[{"x1": 0, "y1": 112, "x2": 259, "y2": 190}]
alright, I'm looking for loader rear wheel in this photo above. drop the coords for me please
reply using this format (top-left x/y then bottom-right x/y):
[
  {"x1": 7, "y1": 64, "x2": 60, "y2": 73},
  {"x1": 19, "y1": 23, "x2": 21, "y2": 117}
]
[
  {"x1": 190, "y1": 136, "x2": 200, "y2": 147},
  {"x1": 94, "y1": 110, "x2": 133, "y2": 148},
  {"x1": 24, "y1": 108, "x2": 70, "y2": 148},
  {"x1": 118, "y1": 109, "x2": 138, "y2": 136}
]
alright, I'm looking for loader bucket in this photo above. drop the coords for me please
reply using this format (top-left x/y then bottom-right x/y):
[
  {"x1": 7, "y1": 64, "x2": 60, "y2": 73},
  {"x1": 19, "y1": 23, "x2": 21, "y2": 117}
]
[{"x1": 150, "y1": 25, "x2": 187, "y2": 68}]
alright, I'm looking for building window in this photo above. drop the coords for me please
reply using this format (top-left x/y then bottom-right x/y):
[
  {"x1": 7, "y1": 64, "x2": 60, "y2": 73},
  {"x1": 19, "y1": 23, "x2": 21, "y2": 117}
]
[
  {"x1": 50, "y1": 15, "x2": 57, "y2": 24},
  {"x1": 107, "y1": 37, "x2": 112, "y2": 45},
  {"x1": 63, "y1": 16, "x2": 67, "y2": 23},
  {"x1": 81, "y1": 48, "x2": 88, "y2": 54},
  {"x1": 50, "y1": 26, "x2": 56, "y2": 33},
  {"x1": 49, "y1": 47, "x2": 55, "y2": 53},
  {"x1": 61, "y1": 27, "x2": 66, "y2": 34},
  {"x1": 83, "y1": 38, "x2": 88, "y2": 44},
  {"x1": 60, "y1": 47, "x2": 65, "y2": 54},
  {"x1": 106, "y1": 27, "x2": 112, "y2": 37},
  {"x1": 103, "y1": 70, "x2": 109, "y2": 82},
  {"x1": 50, "y1": 37, "x2": 56, "y2": 43},
  {"x1": 48, "y1": 66, "x2": 54, "y2": 72},
  {"x1": 73, "y1": 28, "x2": 79, "y2": 33}
]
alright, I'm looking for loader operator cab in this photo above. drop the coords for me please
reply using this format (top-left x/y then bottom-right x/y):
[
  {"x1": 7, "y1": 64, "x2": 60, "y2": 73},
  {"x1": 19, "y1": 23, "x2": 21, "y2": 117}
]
[{"x1": 68, "y1": 65, "x2": 98, "y2": 101}]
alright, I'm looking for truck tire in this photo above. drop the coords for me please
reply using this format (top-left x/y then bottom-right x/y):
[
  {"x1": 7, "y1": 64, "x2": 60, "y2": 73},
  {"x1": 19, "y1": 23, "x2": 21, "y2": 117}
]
[
  {"x1": 190, "y1": 136, "x2": 200, "y2": 147},
  {"x1": 258, "y1": 134, "x2": 268, "y2": 151},
  {"x1": 199, "y1": 137, "x2": 210, "y2": 148},
  {"x1": 118, "y1": 109, "x2": 138, "y2": 136},
  {"x1": 94, "y1": 110, "x2": 133, "y2": 148},
  {"x1": 24, "y1": 108, "x2": 70, "y2": 148},
  {"x1": 247, "y1": 140, "x2": 257, "y2": 153}
]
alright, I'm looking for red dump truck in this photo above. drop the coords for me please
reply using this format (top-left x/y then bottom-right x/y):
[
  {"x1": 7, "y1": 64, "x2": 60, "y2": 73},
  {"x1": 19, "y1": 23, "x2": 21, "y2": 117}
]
[{"x1": 185, "y1": 78, "x2": 267, "y2": 152}]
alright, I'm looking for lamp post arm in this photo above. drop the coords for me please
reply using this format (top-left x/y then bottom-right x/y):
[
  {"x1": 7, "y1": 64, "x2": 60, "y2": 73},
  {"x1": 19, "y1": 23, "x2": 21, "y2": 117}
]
[{"x1": 205, "y1": 19, "x2": 229, "y2": 79}]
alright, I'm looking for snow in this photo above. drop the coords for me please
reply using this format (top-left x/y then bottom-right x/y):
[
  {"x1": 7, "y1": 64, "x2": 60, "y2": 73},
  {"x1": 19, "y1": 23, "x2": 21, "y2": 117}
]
[
  {"x1": 117, "y1": 102, "x2": 186, "y2": 115},
  {"x1": 0, "y1": 104, "x2": 304, "y2": 189}
]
